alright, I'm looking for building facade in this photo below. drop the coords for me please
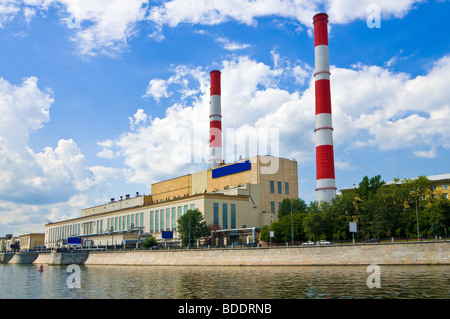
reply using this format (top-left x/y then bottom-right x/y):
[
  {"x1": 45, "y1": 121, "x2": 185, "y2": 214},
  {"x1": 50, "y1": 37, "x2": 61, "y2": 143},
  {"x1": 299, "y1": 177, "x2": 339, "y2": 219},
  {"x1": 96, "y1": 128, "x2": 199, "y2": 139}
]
[
  {"x1": 44, "y1": 155, "x2": 298, "y2": 248},
  {"x1": 19, "y1": 233, "x2": 45, "y2": 251}
]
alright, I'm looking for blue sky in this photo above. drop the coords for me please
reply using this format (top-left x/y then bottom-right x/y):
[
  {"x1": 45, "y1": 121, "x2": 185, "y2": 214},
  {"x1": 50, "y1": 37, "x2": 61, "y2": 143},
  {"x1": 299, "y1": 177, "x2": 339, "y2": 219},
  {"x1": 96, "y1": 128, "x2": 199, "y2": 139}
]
[{"x1": 1, "y1": 0, "x2": 449, "y2": 235}]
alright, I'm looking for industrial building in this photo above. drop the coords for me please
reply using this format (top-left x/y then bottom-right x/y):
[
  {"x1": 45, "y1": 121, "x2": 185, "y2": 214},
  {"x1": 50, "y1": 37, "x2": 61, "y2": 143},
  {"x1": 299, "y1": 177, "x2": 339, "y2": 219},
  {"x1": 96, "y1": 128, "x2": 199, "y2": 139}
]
[
  {"x1": 44, "y1": 155, "x2": 298, "y2": 247},
  {"x1": 44, "y1": 66, "x2": 299, "y2": 248}
]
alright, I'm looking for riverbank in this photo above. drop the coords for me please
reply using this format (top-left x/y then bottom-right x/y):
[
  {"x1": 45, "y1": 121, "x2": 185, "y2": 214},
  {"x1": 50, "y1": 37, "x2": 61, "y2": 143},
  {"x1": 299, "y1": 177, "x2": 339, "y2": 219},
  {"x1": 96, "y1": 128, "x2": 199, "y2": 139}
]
[{"x1": 31, "y1": 240, "x2": 450, "y2": 266}]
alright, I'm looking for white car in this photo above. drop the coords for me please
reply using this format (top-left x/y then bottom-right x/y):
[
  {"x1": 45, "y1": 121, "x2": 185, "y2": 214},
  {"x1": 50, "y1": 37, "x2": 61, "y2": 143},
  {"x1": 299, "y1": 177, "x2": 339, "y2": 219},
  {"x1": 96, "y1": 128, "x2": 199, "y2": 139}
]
[
  {"x1": 316, "y1": 240, "x2": 332, "y2": 245},
  {"x1": 302, "y1": 241, "x2": 315, "y2": 246}
]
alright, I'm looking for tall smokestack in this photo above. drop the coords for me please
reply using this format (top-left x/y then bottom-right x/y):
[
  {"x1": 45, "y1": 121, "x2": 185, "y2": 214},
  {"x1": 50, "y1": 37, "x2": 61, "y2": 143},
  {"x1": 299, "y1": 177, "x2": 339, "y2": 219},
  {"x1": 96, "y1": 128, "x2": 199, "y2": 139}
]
[
  {"x1": 209, "y1": 70, "x2": 223, "y2": 168},
  {"x1": 314, "y1": 13, "x2": 336, "y2": 202}
]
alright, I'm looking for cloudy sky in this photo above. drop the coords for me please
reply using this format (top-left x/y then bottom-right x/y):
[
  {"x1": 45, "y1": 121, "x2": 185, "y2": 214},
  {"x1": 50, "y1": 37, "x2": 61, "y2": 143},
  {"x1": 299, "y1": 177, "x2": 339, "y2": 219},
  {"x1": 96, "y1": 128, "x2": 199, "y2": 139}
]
[{"x1": 0, "y1": 0, "x2": 449, "y2": 235}]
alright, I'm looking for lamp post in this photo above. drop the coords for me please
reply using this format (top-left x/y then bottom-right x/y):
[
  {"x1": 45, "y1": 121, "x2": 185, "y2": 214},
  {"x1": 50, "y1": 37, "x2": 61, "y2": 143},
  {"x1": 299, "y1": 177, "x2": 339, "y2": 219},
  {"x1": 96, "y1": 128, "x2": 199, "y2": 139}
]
[
  {"x1": 290, "y1": 199, "x2": 294, "y2": 245},
  {"x1": 415, "y1": 196, "x2": 420, "y2": 241},
  {"x1": 188, "y1": 213, "x2": 191, "y2": 249}
]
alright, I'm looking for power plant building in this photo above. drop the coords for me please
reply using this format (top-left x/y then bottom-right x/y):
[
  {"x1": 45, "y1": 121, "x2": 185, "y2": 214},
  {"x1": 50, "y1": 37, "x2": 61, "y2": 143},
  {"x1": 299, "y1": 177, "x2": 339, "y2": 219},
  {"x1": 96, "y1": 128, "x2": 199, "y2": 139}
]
[{"x1": 44, "y1": 155, "x2": 298, "y2": 247}]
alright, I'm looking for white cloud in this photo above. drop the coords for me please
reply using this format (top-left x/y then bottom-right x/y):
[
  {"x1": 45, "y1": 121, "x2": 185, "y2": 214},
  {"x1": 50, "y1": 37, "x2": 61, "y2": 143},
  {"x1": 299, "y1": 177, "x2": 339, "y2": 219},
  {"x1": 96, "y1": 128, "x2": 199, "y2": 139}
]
[
  {"x1": 0, "y1": 76, "x2": 95, "y2": 204},
  {"x1": 143, "y1": 78, "x2": 171, "y2": 101},
  {"x1": 327, "y1": 0, "x2": 425, "y2": 24},
  {"x1": 100, "y1": 53, "x2": 450, "y2": 188},
  {"x1": 0, "y1": 1, "x2": 428, "y2": 56},
  {"x1": 216, "y1": 37, "x2": 250, "y2": 51},
  {"x1": 146, "y1": 0, "x2": 426, "y2": 39}
]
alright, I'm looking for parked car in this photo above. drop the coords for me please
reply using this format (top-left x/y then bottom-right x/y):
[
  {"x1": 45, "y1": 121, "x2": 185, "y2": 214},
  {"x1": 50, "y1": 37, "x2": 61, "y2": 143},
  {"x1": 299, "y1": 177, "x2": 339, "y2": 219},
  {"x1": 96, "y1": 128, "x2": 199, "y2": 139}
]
[
  {"x1": 302, "y1": 241, "x2": 315, "y2": 246},
  {"x1": 150, "y1": 245, "x2": 159, "y2": 250},
  {"x1": 316, "y1": 240, "x2": 332, "y2": 245},
  {"x1": 245, "y1": 242, "x2": 258, "y2": 247},
  {"x1": 365, "y1": 238, "x2": 380, "y2": 243}
]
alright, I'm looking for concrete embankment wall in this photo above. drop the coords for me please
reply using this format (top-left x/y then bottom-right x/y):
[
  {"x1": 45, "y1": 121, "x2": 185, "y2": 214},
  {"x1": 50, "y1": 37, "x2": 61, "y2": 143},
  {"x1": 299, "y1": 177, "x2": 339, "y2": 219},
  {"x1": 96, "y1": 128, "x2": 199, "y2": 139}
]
[
  {"x1": 33, "y1": 252, "x2": 88, "y2": 265},
  {"x1": 9, "y1": 252, "x2": 39, "y2": 264},
  {"x1": 0, "y1": 253, "x2": 14, "y2": 263},
  {"x1": 78, "y1": 241, "x2": 449, "y2": 266}
]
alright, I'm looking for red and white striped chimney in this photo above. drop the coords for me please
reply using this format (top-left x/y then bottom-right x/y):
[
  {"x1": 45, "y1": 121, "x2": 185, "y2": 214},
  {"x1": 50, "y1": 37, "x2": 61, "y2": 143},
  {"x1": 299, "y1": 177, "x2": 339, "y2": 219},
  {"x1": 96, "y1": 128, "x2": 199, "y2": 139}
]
[
  {"x1": 209, "y1": 70, "x2": 223, "y2": 168},
  {"x1": 313, "y1": 13, "x2": 336, "y2": 202}
]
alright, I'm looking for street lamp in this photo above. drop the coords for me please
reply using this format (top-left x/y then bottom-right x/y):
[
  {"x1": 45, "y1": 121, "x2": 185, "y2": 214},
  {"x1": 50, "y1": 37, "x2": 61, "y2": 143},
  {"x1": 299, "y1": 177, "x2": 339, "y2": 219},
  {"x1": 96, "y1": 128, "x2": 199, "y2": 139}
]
[
  {"x1": 290, "y1": 199, "x2": 294, "y2": 245},
  {"x1": 415, "y1": 196, "x2": 420, "y2": 241},
  {"x1": 188, "y1": 213, "x2": 191, "y2": 249}
]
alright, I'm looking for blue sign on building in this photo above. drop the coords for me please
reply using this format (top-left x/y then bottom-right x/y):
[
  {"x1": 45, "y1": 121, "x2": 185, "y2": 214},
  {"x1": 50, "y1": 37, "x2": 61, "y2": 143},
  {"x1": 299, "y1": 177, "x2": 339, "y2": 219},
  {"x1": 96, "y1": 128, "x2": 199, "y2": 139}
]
[
  {"x1": 67, "y1": 237, "x2": 82, "y2": 245},
  {"x1": 212, "y1": 160, "x2": 251, "y2": 179},
  {"x1": 161, "y1": 231, "x2": 173, "y2": 239}
]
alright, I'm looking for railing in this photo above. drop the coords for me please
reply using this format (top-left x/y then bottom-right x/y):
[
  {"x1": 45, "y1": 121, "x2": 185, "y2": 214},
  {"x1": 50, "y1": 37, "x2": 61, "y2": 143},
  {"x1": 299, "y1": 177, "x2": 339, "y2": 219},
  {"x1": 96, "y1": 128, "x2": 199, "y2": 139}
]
[{"x1": 39, "y1": 235, "x2": 450, "y2": 253}]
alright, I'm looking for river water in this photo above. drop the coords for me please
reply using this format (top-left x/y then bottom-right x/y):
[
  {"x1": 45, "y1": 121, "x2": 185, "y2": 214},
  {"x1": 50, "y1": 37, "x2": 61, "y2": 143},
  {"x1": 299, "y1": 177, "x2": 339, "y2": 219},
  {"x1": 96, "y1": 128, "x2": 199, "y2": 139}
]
[{"x1": 0, "y1": 264, "x2": 448, "y2": 299}]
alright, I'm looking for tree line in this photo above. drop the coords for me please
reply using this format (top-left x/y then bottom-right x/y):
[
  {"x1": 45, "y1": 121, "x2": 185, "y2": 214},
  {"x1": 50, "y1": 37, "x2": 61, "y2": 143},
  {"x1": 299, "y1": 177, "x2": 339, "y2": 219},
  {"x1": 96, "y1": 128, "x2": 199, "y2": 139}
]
[{"x1": 260, "y1": 175, "x2": 450, "y2": 243}]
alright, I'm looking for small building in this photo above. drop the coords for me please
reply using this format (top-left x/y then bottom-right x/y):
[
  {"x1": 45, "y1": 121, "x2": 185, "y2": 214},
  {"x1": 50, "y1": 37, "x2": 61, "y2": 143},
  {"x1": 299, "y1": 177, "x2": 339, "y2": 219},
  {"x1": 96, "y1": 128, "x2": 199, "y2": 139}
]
[
  {"x1": 0, "y1": 234, "x2": 20, "y2": 252},
  {"x1": 19, "y1": 233, "x2": 45, "y2": 251}
]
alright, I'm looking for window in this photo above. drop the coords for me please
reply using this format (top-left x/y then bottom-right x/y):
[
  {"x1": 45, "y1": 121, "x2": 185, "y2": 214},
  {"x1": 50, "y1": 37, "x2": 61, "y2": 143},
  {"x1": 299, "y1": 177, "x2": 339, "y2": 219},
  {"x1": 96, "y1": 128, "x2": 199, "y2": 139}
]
[
  {"x1": 444, "y1": 193, "x2": 448, "y2": 199},
  {"x1": 213, "y1": 203, "x2": 219, "y2": 226},
  {"x1": 119, "y1": 217, "x2": 122, "y2": 231},
  {"x1": 150, "y1": 211, "x2": 154, "y2": 233},
  {"x1": 271, "y1": 201, "x2": 275, "y2": 214},
  {"x1": 166, "y1": 208, "x2": 170, "y2": 231},
  {"x1": 155, "y1": 210, "x2": 159, "y2": 232},
  {"x1": 178, "y1": 206, "x2": 182, "y2": 221},
  {"x1": 222, "y1": 203, "x2": 228, "y2": 229},
  {"x1": 160, "y1": 210, "x2": 164, "y2": 231},
  {"x1": 270, "y1": 180, "x2": 275, "y2": 193},
  {"x1": 184, "y1": 205, "x2": 188, "y2": 215},
  {"x1": 285, "y1": 182, "x2": 289, "y2": 195},
  {"x1": 443, "y1": 184, "x2": 448, "y2": 190},
  {"x1": 172, "y1": 207, "x2": 176, "y2": 230},
  {"x1": 190, "y1": 204, "x2": 195, "y2": 211},
  {"x1": 115, "y1": 217, "x2": 118, "y2": 231},
  {"x1": 277, "y1": 181, "x2": 282, "y2": 194},
  {"x1": 231, "y1": 204, "x2": 236, "y2": 229},
  {"x1": 140, "y1": 213, "x2": 144, "y2": 231},
  {"x1": 127, "y1": 215, "x2": 130, "y2": 229}
]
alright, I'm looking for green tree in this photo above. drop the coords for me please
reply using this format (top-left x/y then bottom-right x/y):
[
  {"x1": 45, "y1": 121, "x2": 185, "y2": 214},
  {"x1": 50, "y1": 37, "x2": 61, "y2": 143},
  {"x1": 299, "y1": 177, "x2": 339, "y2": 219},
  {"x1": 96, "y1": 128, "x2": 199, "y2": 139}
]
[
  {"x1": 278, "y1": 198, "x2": 307, "y2": 219},
  {"x1": 421, "y1": 197, "x2": 450, "y2": 237},
  {"x1": 402, "y1": 176, "x2": 432, "y2": 239},
  {"x1": 357, "y1": 175, "x2": 385, "y2": 201},
  {"x1": 143, "y1": 236, "x2": 158, "y2": 248},
  {"x1": 177, "y1": 209, "x2": 210, "y2": 247}
]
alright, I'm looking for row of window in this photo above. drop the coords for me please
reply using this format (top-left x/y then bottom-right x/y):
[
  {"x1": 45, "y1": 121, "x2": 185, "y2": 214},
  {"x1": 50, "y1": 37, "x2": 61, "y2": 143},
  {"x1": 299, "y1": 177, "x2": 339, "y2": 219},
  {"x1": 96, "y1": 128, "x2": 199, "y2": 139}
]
[
  {"x1": 149, "y1": 204, "x2": 195, "y2": 233},
  {"x1": 48, "y1": 212, "x2": 145, "y2": 243},
  {"x1": 213, "y1": 203, "x2": 237, "y2": 229},
  {"x1": 431, "y1": 184, "x2": 448, "y2": 190},
  {"x1": 270, "y1": 181, "x2": 289, "y2": 195},
  {"x1": 107, "y1": 213, "x2": 144, "y2": 233}
]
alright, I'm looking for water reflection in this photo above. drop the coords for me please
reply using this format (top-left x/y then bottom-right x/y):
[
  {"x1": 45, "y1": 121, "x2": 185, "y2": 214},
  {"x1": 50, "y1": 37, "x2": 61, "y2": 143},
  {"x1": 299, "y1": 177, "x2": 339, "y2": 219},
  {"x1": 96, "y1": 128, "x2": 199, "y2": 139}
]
[{"x1": 0, "y1": 264, "x2": 448, "y2": 299}]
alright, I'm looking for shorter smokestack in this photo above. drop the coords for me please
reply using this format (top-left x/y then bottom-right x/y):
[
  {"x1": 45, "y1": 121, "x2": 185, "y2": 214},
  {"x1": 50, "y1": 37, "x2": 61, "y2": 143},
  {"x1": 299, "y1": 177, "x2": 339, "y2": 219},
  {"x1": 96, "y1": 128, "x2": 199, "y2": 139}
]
[{"x1": 209, "y1": 70, "x2": 223, "y2": 168}]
